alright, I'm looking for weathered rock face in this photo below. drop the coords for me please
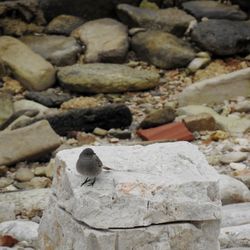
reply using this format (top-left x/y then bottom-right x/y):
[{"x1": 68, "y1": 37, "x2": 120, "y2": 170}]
[
  {"x1": 191, "y1": 20, "x2": 250, "y2": 56},
  {"x1": 72, "y1": 18, "x2": 128, "y2": 63},
  {"x1": 131, "y1": 30, "x2": 195, "y2": 69},
  {"x1": 20, "y1": 35, "x2": 82, "y2": 66},
  {"x1": 182, "y1": 1, "x2": 247, "y2": 20},
  {"x1": 45, "y1": 15, "x2": 85, "y2": 35},
  {"x1": 57, "y1": 63, "x2": 160, "y2": 93},
  {"x1": 0, "y1": 36, "x2": 56, "y2": 91},
  {"x1": 117, "y1": 4, "x2": 195, "y2": 36},
  {"x1": 0, "y1": 120, "x2": 61, "y2": 166},
  {"x1": 38, "y1": 0, "x2": 141, "y2": 21},
  {"x1": 178, "y1": 68, "x2": 250, "y2": 106},
  {"x1": 39, "y1": 142, "x2": 221, "y2": 249}
]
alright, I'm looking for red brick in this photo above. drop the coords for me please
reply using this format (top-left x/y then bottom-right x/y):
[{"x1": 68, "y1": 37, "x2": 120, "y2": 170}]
[{"x1": 137, "y1": 122, "x2": 194, "y2": 141}]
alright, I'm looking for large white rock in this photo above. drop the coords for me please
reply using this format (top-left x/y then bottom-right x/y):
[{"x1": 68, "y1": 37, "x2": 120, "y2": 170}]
[
  {"x1": 39, "y1": 142, "x2": 221, "y2": 249},
  {"x1": 178, "y1": 68, "x2": 250, "y2": 106}
]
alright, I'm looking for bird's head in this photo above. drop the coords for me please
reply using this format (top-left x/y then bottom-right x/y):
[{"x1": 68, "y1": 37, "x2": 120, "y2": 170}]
[{"x1": 81, "y1": 148, "x2": 95, "y2": 157}]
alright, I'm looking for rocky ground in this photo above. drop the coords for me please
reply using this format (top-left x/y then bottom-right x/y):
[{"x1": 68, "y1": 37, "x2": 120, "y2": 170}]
[{"x1": 0, "y1": 0, "x2": 249, "y2": 249}]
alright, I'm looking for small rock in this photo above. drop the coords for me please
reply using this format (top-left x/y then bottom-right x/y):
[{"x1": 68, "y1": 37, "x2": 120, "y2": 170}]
[
  {"x1": 72, "y1": 18, "x2": 128, "y2": 63},
  {"x1": 210, "y1": 130, "x2": 229, "y2": 141},
  {"x1": 183, "y1": 113, "x2": 216, "y2": 132},
  {"x1": 0, "y1": 235, "x2": 18, "y2": 247},
  {"x1": 15, "y1": 168, "x2": 34, "y2": 182},
  {"x1": 230, "y1": 162, "x2": 247, "y2": 171},
  {"x1": 15, "y1": 177, "x2": 51, "y2": 189},
  {"x1": 0, "y1": 177, "x2": 13, "y2": 188},
  {"x1": 219, "y1": 174, "x2": 250, "y2": 205},
  {"x1": 139, "y1": 106, "x2": 176, "y2": 129},
  {"x1": 233, "y1": 169, "x2": 250, "y2": 189},
  {"x1": 76, "y1": 132, "x2": 96, "y2": 145},
  {"x1": 187, "y1": 57, "x2": 211, "y2": 73},
  {"x1": 109, "y1": 137, "x2": 120, "y2": 143},
  {"x1": 45, "y1": 15, "x2": 85, "y2": 35},
  {"x1": 93, "y1": 127, "x2": 108, "y2": 136},
  {"x1": 0, "y1": 120, "x2": 62, "y2": 166},
  {"x1": 34, "y1": 167, "x2": 47, "y2": 176},
  {"x1": 14, "y1": 100, "x2": 48, "y2": 114},
  {"x1": 220, "y1": 152, "x2": 248, "y2": 164},
  {"x1": 108, "y1": 128, "x2": 131, "y2": 139}
]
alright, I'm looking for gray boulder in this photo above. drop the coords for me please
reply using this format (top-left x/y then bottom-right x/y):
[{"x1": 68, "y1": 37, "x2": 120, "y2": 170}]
[
  {"x1": 20, "y1": 35, "x2": 82, "y2": 66},
  {"x1": 72, "y1": 18, "x2": 128, "y2": 63},
  {"x1": 191, "y1": 20, "x2": 250, "y2": 56},
  {"x1": 57, "y1": 63, "x2": 160, "y2": 93},
  {"x1": 131, "y1": 30, "x2": 195, "y2": 69},
  {"x1": 117, "y1": 4, "x2": 195, "y2": 36},
  {"x1": 182, "y1": 1, "x2": 247, "y2": 20}
]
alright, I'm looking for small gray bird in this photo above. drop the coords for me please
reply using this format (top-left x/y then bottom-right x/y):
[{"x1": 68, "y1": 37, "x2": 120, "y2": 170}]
[{"x1": 76, "y1": 148, "x2": 103, "y2": 186}]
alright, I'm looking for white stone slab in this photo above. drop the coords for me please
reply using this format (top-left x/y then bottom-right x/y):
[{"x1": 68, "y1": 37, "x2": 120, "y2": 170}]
[{"x1": 52, "y1": 142, "x2": 221, "y2": 229}]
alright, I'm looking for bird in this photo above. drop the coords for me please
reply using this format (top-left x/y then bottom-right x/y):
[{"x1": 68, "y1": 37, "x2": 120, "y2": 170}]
[{"x1": 76, "y1": 148, "x2": 103, "y2": 187}]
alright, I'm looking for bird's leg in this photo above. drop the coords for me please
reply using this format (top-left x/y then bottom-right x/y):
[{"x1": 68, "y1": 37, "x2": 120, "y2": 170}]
[
  {"x1": 87, "y1": 177, "x2": 96, "y2": 186},
  {"x1": 81, "y1": 177, "x2": 90, "y2": 186}
]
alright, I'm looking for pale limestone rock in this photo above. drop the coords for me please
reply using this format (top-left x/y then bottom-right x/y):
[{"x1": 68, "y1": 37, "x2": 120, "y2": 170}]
[
  {"x1": 0, "y1": 120, "x2": 61, "y2": 166},
  {"x1": 39, "y1": 142, "x2": 221, "y2": 249},
  {"x1": 177, "y1": 105, "x2": 250, "y2": 135},
  {"x1": 219, "y1": 174, "x2": 250, "y2": 205},
  {"x1": 178, "y1": 68, "x2": 250, "y2": 106}
]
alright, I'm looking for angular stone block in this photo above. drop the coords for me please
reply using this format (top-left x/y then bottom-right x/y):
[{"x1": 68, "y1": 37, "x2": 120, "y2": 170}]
[{"x1": 39, "y1": 142, "x2": 221, "y2": 249}]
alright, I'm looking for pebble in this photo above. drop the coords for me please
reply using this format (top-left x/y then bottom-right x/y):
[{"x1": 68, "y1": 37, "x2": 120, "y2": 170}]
[
  {"x1": 230, "y1": 162, "x2": 247, "y2": 171},
  {"x1": 220, "y1": 152, "x2": 248, "y2": 164},
  {"x1": 0, "y1": 177, "x2": 13, "y2": 188},
  {"x1": 15, "y1": 168, "x2": 34, "y2": 182},
  {"x1": 108, "y1": 128, "x2": 132, "y2": 139},
  {"x1": 14, "y1": 177, "x2": 51, "y2": 189},
  {"x1": 76, "y1": 132, "x2": 96, "y2": 145},
  {"x1": 34, "y1": 167, "x2": 46, "y2": 176},
  {"x1": 93, "y1": 127, "x2": 108, "y2": 136}
]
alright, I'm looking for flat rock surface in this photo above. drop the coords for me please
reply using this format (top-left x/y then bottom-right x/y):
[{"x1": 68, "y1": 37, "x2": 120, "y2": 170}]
[
  {"x1": 222, "y1": 203, "x2": 250, "y2": 228},
  {"x1": 57, "y1": 63, "x2": 160, "y2": 93},
  {"x1": 0, "y1": 36, "x2": 55, "y2": 91},
  {"x1": 53, "y1": 142, "x2": 220, "y2": 229},
  {"x1": 72, "y1": 18, "x2": 128, "y2": 63},
  {"x1": 0, "y1": 120, "x2": 61, "y2": 166},
  {"x1": 178, "y1": 68, "x2": 250, "y2": 106}
]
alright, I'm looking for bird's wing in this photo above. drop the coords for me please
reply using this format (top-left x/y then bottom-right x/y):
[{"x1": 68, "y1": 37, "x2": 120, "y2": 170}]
[{"x1": 95, "y1": 155, "x2": 103, "y2": 168}]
